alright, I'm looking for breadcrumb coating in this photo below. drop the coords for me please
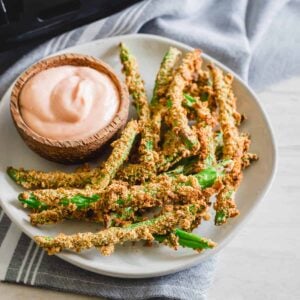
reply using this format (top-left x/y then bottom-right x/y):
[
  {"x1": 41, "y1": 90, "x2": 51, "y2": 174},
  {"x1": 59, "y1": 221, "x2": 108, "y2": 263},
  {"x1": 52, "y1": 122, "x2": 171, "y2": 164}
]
[{"x1": 8, "y1": 45, "x2": 258, "y2": 256}]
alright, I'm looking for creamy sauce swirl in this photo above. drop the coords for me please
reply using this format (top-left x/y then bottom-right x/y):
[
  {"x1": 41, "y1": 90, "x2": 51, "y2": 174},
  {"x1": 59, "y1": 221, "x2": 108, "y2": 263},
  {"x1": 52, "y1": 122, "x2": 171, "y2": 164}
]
[{"x1": 20, "y1": 66, "x2": 119, "y2": 141}]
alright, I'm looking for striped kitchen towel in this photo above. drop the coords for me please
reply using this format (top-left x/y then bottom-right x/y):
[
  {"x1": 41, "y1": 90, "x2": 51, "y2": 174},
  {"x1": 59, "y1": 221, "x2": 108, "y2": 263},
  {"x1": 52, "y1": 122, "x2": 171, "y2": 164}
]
[{"x1": 0, "y1": 0, "x2": 298, "y2": 299}]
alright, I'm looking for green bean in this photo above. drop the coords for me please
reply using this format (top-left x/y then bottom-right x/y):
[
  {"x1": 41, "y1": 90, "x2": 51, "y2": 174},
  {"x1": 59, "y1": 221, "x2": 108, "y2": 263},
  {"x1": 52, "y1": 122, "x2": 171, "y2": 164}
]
[
  {"x1": 164, "y1": 49, "x2": 202, "y2": 152},
  {"x1": 151, "y1": 47, "x2": 181, "y2": 107},
  {"x1": 194, "y1": 167, "x2": 218, "y2": 189},
  {"x1": 154, "y1": 228, "x2": 215, "y2": 250},
  {"x1": 157, "y1": 130, "x2": 190, "y2": 172},
  {"x1": 208, "y1": 66, "x2": 244, "y2": 225},
  {"x1": 59, "y1": 194, "x2": 100, "y2": 209},
  {"x1": 118, "y1": 47, "x2": 182, "y2": 182},
  {"x1": 7, "y1": 166, "x2": 94, "y2": 190},
  {"x1": 34, "y1": 205, "x2": 215, "y2": 255},
  {"x1": 91, "y1": 120, "x2": 139, "y2": 187},
  {"x1": 119, "y1": 43, "x2": 158, "y2": 179},
  {"x1": 165, "y1": 156, "x2": 199, "y2": 176},
  {"x1": 120, "y1": 43, "x2": 150, "y2": 123},
  {"x1": 29, "y1": 205, "x2": 140, "y2": 227},
  {"x1": 19, "y1": 193, "x2": 48, "y2": 211},
  {"x1": 183, "y1": 93, "x2": 197, "y2": 107},
  {"x1": 174, "y1": 228, "x2": 214, "y2": 249}
]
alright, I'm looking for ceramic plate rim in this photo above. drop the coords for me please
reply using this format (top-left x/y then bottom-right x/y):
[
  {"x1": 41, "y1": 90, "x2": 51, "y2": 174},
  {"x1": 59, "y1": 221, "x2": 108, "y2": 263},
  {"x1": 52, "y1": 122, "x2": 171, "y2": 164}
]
[{"x1": 0, "y1": 33, "x2": 277, "y2": 278}]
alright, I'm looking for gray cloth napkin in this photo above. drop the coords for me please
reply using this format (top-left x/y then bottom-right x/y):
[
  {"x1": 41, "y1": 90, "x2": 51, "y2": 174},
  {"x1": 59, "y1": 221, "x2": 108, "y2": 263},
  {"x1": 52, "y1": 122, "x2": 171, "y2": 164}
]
[{"x1": 0, "y1": 0, "x2": 299, "y2": 299}]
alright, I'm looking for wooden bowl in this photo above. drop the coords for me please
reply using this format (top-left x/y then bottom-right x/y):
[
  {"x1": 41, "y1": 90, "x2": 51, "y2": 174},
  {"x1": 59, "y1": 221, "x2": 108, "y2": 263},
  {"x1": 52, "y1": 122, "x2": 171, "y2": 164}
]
[{"x1": 10, "y1": 53, "x2": 129, "y2": 164}]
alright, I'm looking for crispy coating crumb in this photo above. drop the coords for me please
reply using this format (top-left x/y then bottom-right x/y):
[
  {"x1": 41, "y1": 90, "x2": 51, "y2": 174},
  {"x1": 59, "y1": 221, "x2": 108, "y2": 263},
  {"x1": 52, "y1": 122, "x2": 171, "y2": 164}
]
[
  {"x1": 164, "y1": 50, "x2": 202, "y2": 152},
  {"x1": 7, "y1": 166, "x2": 97, "y2": 189},
  {"x1": 120, "y1": 43, "x2": 150, "y2": 123},
  {"x1": 28, "y1": 173, "x2": 209, "y2": 226},
  {"x1": 34, "y1": 206, "x2": 208, "y2": 255},
  {"x1": 208, "y1": 66, "x2": 249, "y2": 224}
]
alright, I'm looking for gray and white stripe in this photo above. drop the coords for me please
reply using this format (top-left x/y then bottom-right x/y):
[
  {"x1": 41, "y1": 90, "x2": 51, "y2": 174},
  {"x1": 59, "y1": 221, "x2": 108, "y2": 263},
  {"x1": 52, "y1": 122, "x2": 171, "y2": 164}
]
[
  {"x1": 16, "y1": 240, "x2": 34, "y2": 283},
  {"x1": 0, "y1": 223, "x2": 22, "y2": 280},
  {"x1": 23, "y1": 245, "x2": 40, "y2": 284},
  {"x1": 30, "y1": 249, "x2": 44, "y2": 285}
]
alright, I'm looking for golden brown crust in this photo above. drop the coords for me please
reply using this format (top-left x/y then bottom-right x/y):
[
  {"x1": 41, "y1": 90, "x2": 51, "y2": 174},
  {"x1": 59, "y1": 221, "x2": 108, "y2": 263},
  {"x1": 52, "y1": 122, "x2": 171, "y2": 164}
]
[
  {"x1": 34, "y1": 205, "x2": 214, "y2": 255},
  {"x1": 208, "y1": 66, "x2": 246, "y2": 223},
  {"x1": 164, "y1": 50, "x2": 202, "y2": 152}
]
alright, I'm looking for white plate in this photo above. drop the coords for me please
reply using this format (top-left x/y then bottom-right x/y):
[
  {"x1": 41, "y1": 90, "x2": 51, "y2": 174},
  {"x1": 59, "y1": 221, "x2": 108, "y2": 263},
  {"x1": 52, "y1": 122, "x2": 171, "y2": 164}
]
[{"x1": 0, "y1": 34, "x2": 277, "y2": 278}]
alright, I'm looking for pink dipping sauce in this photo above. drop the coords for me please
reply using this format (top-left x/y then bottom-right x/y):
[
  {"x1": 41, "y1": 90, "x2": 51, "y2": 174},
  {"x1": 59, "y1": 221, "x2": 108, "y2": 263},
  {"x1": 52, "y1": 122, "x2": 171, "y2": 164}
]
[{"x1": 19, "y1": 66, "x2": 120, "y2": 141}]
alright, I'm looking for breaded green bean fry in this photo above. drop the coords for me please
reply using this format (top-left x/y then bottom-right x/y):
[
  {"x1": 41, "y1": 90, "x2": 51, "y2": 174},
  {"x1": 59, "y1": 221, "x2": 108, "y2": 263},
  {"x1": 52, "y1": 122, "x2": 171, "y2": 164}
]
[
  {"x1": 164, "y1": 49, "x2": 202, "y2": 152},
  {"x1": 151, "y1": 47, "x2": 182, "y2": 107},
  {"x1": 7, "y1": 165, "x2": 95, "y2": 189},
  {"x1": 34, "y1": 205, "x2": 215, "y2": 255},
  {"x1": 140, "y1": 47, "x2": 181, "y2": 169},
  {"x1": 209, "y1": 66, "x2": 244, "y2": 225},
  {"x1": 92, "y1": 120, "x2": 139, "y2": 187},
  {"x1": 120, "y1": 43, "x2": 150, "y2": 123},
  {"x1": 29, "y1": 205, "x2": 140, "y2": 227},
  {"x1": 157, "y1": 131, "x2": 191, "y2": 172},
  {"x1": 151, "y1": 47, "x2": 183, "y2": 158},
  {"x1": 119, "y1": 43, "x2": 158, "y2": 177}
]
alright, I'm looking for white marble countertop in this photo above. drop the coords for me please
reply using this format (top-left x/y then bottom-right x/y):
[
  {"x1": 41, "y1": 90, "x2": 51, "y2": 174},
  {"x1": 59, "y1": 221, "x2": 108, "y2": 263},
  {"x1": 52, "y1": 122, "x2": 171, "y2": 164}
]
[{"x1": 1, "y1": 77, "x2": 299, "y2": 299}]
